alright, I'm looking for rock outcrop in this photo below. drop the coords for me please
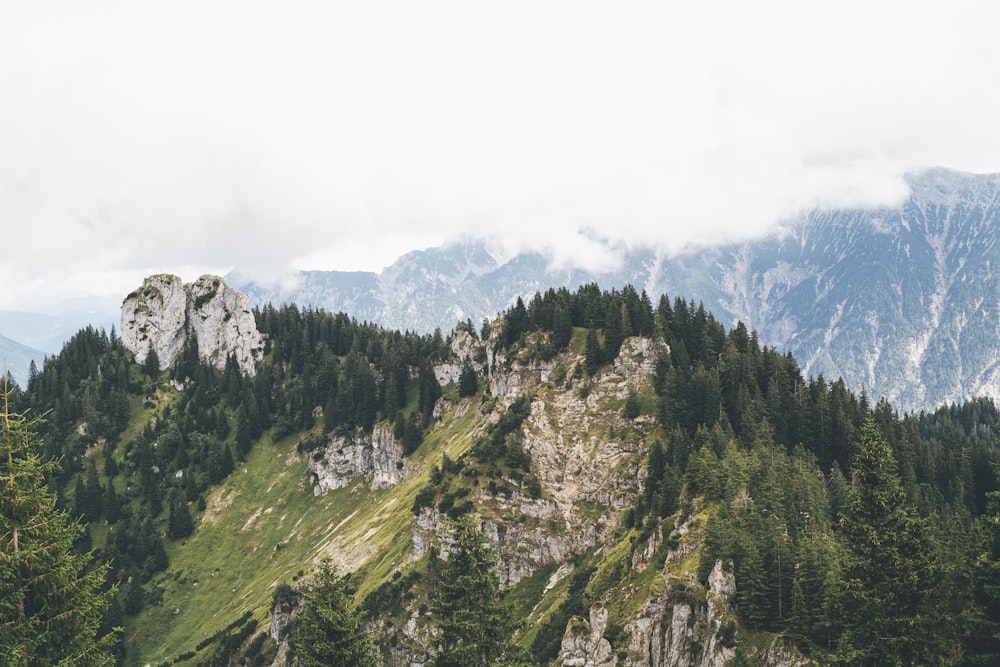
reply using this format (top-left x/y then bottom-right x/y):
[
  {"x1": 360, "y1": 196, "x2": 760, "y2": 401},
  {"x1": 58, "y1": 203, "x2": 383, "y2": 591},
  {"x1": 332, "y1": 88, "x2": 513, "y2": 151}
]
[
  {"x1": 308, "y1": 423, "x2": 406, "y2": 494},
  {"x1": 415, "y1": 334, "x2": 666, "y2": 588},
  {"x1": 121, "y1": 274, "x2": 264, "y2": 376},
  {"x1": 561, "y1": 606, "x2": 617, "y2": 667},
  {"x1": 433, "y1": 329, "x2": 486, "y2": 386}
]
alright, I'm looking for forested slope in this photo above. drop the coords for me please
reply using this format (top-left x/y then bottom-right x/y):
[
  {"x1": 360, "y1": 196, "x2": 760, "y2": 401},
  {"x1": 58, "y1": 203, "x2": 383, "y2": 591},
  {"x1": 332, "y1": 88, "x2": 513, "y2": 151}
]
[{"x1": 5, "y1": 283, "x2": 1000, "y2": 665}]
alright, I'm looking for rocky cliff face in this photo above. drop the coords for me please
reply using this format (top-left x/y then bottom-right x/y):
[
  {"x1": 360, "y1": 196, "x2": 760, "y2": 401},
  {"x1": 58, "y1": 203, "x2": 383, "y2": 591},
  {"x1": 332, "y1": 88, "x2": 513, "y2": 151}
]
[
  {"x1": 307, "y1": 423, "x2": 406, "y2": 493},
  {"x1": 121, "y1": 274, "x2": 264, "y2": 376},
  {"x1": 413, "y1": 333, "x2": 665, "y2": 589}
]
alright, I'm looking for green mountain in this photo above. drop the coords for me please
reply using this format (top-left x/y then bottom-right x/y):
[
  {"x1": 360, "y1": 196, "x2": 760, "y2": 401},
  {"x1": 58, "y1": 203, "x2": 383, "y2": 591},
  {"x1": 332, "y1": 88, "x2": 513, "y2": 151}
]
[
  {"x1": 233, "y1": 168, "x2": 1000, "y2": 414},
  {"x1": 7, "y1": 279, "x2": 1000, "y2": 666},
  {"x1": 0, "y1": 331, "x2": 46, "y2": 388}
]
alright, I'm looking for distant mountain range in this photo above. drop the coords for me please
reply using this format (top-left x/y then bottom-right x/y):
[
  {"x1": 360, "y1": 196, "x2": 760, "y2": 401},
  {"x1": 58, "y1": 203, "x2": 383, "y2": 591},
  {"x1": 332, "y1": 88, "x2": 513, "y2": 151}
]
[
  {"x1": 0, "y1": 309, "x2": 117, "y2": 389},
  {"x1": 0, "y1": 332, "x2": 46, "y2": 388},
  {"x1": 232, "y1": 167, "x2": 1000, "y2": 413}
]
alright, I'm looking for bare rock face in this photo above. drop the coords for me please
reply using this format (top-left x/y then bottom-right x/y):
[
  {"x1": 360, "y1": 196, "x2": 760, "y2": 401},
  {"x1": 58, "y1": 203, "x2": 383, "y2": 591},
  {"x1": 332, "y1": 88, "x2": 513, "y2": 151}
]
[
  {"x1": 120, "y1": 274, "x2": 189, "y2": 370},
  {"x1": 308, "y1": 423, "x2": 405, "y2": 494},
  {"x1": 416, "y1": 335, "x2": 667, "y2": 590},
  {"x1": 561, "y1": 607, "x2": 617, "y2": 667},
  {"x1": 186, "y1": 275, "x2": 263, "y2": 374},
  {"x1": 121, "y1": 274, "x2": 263, "y2": 376},
  {"x1": 433, "y1": 329, "x2": 485, "y2": 386}
]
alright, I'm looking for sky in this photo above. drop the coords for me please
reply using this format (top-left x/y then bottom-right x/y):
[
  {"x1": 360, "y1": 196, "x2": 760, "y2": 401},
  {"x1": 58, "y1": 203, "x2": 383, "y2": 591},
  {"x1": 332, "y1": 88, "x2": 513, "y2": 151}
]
[{"x1": 2, "y1": 0, "x2": 1000, "y2": 313}]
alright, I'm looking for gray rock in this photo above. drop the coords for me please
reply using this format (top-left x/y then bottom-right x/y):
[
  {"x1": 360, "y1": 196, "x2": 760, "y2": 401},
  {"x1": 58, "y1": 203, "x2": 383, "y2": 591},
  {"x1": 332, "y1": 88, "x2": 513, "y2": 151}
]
[
  {"x1": 121, "y1": 274, "x2": 263, "y2": 376},
  {"x1": 308, "y1": 423, "x2": 406, "y2": 494}
]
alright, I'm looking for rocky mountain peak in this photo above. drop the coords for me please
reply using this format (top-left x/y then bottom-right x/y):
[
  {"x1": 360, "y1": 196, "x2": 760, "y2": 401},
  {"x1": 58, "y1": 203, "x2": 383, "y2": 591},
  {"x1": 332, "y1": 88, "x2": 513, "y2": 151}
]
[{"x1": 121, "y1": 274, "x2": 264, "y2": 376}]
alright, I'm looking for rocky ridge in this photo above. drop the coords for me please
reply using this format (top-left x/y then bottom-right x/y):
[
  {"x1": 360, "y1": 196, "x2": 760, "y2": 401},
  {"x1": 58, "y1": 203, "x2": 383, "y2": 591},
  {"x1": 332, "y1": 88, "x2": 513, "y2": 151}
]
[
  {"x1": 411, "y1": 334, "x2": 664, "y2": 589},
  {"x1": 291, "y1": 327, "x2": 811, "y2": 666},
  {"x1": 121, "y1": 274, "x2": 264, "y2": 376},
  {"x1": 232, "y1": 168, "x2": 1000, "y2": 412}
]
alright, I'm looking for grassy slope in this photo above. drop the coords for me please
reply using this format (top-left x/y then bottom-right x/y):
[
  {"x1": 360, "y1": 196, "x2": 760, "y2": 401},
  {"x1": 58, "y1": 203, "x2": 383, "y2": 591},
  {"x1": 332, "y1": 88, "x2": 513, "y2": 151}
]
[
  {"x1": 124, "y1": 334, "x2": 707, "y2": 664},
  {"x1": 128, "y1": 386, "x2": 481, "y2": 664}
]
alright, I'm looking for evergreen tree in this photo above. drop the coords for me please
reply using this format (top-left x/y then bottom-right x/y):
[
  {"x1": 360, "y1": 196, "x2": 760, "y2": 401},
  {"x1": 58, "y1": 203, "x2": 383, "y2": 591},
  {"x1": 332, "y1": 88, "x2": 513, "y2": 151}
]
[
  {"x1": 166, "y1": 489, "x2": 194, "y2": 540},
  {"x1": 837, "y1": 418, "x2": 949, "y2": 665},
  {"x1": 584, "y1": 327, "x2": 602, "y2": 376},
  {"x1": 104, "y1": 481, "x2": 120, "y2": 524},
  {"x1": 603, "y1": 299, "x2": 625, "y2": 362},
  {"x1": 291, "y1": 558, "x2": 377, "y2": 667},
  {"x1": 458, "y1": 357, "x2": 478, "y2": 398},
  {"x1": 624, "y1": 391, "x2": 640, "y2": 420},
  {"x1": 142, "y1": 344, "x2": 160, "y2": 379},
  {"x1": 432, "y1": 517, "x2": 519, "y2": 667},
  {"x1": 418, "y1": 360, "x2": 442, "y2": 425},
  {"x1": 235, "y1": 404, "x2": 252, "y2": 460},
  {"x1": 966, "y1": 487, "x2": 1000, "y2": 662},
  {"x1": 503, "y1": 297, "x2": 528, "y2": 348},
  {"x1": 551, "y1": 302, "x2": 573, "y2": 351},
  {"x1": 0, "y1": 391, "x2": 120, "y2": 665}
]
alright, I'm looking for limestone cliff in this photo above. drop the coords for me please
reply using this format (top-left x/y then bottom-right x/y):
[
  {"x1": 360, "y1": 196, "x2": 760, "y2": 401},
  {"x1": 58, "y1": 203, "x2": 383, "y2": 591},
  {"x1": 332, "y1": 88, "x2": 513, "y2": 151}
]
[
  {"x1": 121, "y1": 274, "x2": 264, "y2": 376},
  {"x1": 307, "y1": 423, "x2": 407, "y2": 493},
  {"x1": 414, "y1": 333, "x2": 664, "y2": 588}
]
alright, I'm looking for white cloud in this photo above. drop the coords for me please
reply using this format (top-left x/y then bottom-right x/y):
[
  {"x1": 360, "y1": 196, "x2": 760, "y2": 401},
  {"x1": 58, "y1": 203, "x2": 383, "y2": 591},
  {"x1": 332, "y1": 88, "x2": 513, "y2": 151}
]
[{"x1": 2, "y1": 1, "x2": 1000, "y2": 311}]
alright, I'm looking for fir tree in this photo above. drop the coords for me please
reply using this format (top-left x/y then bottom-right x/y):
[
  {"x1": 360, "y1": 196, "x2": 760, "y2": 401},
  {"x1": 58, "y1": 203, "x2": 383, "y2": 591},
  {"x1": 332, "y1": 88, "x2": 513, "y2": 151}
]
[
  {"x1": 551, "y1": 302, "x2": 573, "y2": 351},
  {"x1": 458, "y1": 357, "x2": 478, "y2": 398},
  {"x1": 432, "y1": 517, "x2": 519, "y2": 667},
  {"x1": 837, "y1": 418, "x2": 950, "y2": 665},
  {"x1": 0, "y1": 389, "x2": 120, "y2": 665},
  {"x1": 584, "y1": 327, "x2": 602, "y2": 376},
  {"x1": 966, "y1": 487, "x2": 1000, "y2": 662},
  {"x1": 166, "y1": 489, "x2": 194, "y2": 540},
  {"x1": 291, "y1": 558, "x2": 377, "y2": 667},
  {"x1": 142, "y1": 344, "x2": 160, "y2": 379}
]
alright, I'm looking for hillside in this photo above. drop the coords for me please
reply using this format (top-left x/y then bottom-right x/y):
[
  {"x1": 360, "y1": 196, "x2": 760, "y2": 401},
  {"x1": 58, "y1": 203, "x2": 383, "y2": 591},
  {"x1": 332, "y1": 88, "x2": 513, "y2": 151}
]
[
  {"x1": 0, "y1": 331, "x2": 46, "y2": 388},
  {"x1": 233, "y1": 168, "x2": 1000, "y2": 413},
  {"x1": 7, "y1": 278, "x2": 1000, "y2": 665}
]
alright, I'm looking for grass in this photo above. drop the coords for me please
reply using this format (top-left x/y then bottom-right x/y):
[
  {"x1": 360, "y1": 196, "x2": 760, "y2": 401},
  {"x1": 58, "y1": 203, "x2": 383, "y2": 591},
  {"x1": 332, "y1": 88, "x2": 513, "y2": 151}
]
[
  {"x1": 127, "y1": 386, "x2": 486, "y2": 664},
  {"x1": 119, "y1": 340, "x2": 676, "y2": 664}
]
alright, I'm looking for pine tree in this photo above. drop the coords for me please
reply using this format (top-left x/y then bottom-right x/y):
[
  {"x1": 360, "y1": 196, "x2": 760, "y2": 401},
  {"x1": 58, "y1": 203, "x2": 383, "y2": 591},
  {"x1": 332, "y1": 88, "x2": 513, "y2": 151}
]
[
  {"x1": 0, "y1": 389, "x2": 120, "y2": 665},
  {"x1": 458, "y1": 357, "x2": 478, "y2": 398},
  {"x1": 291, "y1": 558, "x2": 377, "y2": 667},
  {"x1": 432, "y1": 517, "x2": 519, "y2": 667},
  {"x1": 603, "y1": 299, "x2": 625, "y2": 362},
  {"x1": 837, "y1": 418, "x2": 948, "y2": 665},
  {"x1": 167, "y1": 489, "x2": 194, "y2": 540},
  {"x1": 142, "y1": 344, "x2": 160, "y2": 379},
  {"x1": 966, "y1": 487, "x2": 1000, "y2": 662},
  {"x1": 584, "y1": 327, "x2": 602, "y2": 376},
  {"x1": 551, "y1": 302, "x2": 573, "y2": 351}
]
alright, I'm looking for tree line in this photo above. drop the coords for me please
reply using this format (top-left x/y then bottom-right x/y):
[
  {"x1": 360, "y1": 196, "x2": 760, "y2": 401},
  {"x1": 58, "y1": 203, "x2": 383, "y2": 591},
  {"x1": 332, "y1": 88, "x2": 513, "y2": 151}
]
[{"x1": 4, "y1": 282, "x2": 1000, "y2": 664}]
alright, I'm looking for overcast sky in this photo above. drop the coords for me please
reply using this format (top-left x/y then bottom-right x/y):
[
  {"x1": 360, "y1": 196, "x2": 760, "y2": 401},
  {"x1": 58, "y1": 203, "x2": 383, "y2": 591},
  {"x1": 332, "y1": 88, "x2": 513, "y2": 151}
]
[{"x1": 2, "y1": 1, "x2": 1000, "y2": 313}]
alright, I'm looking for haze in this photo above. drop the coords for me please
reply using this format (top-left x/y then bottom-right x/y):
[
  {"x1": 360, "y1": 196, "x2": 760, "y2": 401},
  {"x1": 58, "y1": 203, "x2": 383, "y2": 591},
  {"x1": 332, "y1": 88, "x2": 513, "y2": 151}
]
[{"x1": 2, "y1": 1, "x2": 999, "y2": 312}]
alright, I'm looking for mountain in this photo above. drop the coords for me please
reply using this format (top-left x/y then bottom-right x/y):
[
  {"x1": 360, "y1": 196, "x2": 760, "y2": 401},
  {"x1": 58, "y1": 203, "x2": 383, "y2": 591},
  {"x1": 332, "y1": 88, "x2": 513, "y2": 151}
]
[
  {"x1": 232, "y1": 240, "x2": 656, "y2": 333},
  {"x1": 713, "y1": 167, "x2": 1000, "y2": 415},
  {"x1": 0, "y1": 303, "x2": 119, "y2": 352},
  {"x1": 14, "y1": 281, "x2": 999, "y2": 665},
  {"x1": 0, "y1": 332, "x2": 46, "y2": 388},
  {"x1": 232, "y1": 167, "x2": 1000, "y2": 413},
  {"x1": 120, "y1": 274, "x2": 264, "y2": 375},
  {"x1": 0, "y1": 305, "x2": 118, "y2": 388}
]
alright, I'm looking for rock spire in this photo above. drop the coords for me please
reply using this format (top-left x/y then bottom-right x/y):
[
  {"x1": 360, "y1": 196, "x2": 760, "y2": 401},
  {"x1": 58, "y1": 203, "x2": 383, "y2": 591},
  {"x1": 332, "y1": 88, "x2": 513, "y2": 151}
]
[{"x1": 121, "y1": 274, "x2": 264, "y2": 376}]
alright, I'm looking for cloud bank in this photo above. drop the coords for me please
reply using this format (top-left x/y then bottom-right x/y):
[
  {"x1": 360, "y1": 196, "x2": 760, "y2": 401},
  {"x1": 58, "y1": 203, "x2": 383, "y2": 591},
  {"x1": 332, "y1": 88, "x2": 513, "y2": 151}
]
[{"x1": 2, "y1": 1, "x2": 999, "y2": 310}]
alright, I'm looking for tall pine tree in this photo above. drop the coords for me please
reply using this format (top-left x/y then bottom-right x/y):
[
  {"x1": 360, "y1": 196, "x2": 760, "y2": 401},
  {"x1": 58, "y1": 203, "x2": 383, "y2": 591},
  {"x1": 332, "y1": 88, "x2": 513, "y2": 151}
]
[
  {"x1": 291, "y1": 558, "x2": 377, "y2": 667},
  {"x1": 432, "y1": 517, "x2": 519, "y2": 667},
  {"x1": 0, "y1": 389, "x2": 120, "y2": 665},
  {"x1": 837, "y1": 418, "x2": 950, "y2": 665}
]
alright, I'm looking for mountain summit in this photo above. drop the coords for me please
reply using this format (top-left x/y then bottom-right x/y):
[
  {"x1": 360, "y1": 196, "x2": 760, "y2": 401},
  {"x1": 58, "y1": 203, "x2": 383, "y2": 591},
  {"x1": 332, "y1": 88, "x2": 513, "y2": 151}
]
[
  {"x1": 121, "y1": 274, "x2": 264, "y2": 376},
  {"x1": 232, "y1": 168, "x2": 1000, "y2": 412}
]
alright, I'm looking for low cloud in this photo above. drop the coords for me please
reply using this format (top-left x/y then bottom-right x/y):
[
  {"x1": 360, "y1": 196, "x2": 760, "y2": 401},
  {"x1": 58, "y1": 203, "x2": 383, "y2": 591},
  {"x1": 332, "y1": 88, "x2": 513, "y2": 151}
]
[{"x1": 1, "y1": 1, "x2": 999, "y2": 311}]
